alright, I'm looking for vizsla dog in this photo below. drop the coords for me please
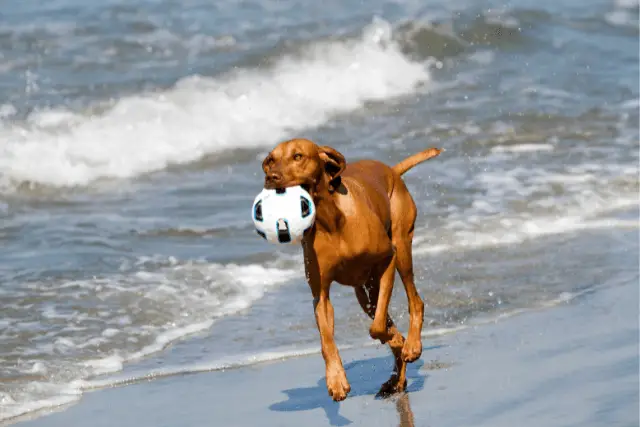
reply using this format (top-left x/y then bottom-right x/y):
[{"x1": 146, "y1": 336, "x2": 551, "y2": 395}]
[{"x1": 262, "y1": 138, "x2": 442, "y2": 401}]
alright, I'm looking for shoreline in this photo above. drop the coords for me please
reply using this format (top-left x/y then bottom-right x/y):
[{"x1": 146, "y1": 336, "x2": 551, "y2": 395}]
[
  {"x1": 1, "y1": 284, "x2": 586, "y2": 426},
  {"x1": 8, "y1": 276, "x2": 638, "y2": 427}
]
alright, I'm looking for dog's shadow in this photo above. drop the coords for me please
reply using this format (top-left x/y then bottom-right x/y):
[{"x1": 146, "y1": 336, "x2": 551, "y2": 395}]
[{"x1": 269, "y1": 351, "x2": 433, "y2": 426}]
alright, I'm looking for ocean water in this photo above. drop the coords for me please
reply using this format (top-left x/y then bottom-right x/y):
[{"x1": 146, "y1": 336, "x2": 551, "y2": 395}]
[{"x1": 0, "y1": 0, "x2": 638, "y2": 422}]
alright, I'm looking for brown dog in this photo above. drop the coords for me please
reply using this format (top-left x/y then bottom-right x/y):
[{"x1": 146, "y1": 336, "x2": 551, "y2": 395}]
[{"x1": 262, "y1": 138, "x2": 442, "y2": 401}]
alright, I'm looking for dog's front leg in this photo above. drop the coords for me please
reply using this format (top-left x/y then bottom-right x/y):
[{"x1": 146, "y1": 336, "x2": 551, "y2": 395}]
[
  {"x1": 313, "y1": 288, "x2": 350, "y2": 401},
  {"x1": 304, "y1": 245, "x2": 350, "y2": 401}
]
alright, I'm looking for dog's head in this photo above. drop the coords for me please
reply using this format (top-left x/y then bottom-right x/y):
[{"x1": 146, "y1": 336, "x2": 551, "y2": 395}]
[{"x1": 262, "y1": 138, "x2": 346, "y2": 198}]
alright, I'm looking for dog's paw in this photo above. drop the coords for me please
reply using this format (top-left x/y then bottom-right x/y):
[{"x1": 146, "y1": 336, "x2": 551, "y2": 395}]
[
  {"x1": 376, "y1": 375, "x2": 407, "y2": 398},
  {"x1": 401, "y1": 338, "x2": 423, "y2": 363},
  {"x1": 326, "y1": 369, "x2": 351, "y2": 401}
]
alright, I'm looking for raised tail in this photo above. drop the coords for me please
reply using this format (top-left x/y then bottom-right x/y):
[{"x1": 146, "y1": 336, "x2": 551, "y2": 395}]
[{"x1": 392, "y1": 148, "x2": 443, "y2": 176}]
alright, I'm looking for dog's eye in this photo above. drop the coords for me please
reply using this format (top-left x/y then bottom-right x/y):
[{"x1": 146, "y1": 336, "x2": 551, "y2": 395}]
[{"x1": 293, "y1": 153, "x2": 303, "y2": 161}]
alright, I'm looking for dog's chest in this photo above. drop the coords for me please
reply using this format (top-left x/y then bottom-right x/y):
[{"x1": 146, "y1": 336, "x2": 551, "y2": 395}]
[
  {"x1": 333, "y1": 260, "x2": 373, "y2": 287},
  {"x1": 332, "y1": 238, "x2": 393, "y2": 287}
]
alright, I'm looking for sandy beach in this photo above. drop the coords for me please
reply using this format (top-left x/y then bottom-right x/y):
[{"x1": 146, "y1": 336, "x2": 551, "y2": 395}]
[{"x1": 10, "y1": 274, "x2": 638, "y2": 427}]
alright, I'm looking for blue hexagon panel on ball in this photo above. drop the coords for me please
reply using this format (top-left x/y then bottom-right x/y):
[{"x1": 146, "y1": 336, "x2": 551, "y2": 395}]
[{"x1": 252, "y1": 185, "x2": 316, "y2": 244}]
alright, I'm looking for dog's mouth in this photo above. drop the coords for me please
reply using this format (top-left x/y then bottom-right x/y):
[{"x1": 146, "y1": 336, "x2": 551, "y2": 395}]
[
  {"x1": 264, "y1": 179, "x2": 314, "y2": 196},
  {"x1": 270, "y1": 183, "x2": 312, "y2": 193},
  {"x1": 273, "y1": 183, "x2": 311, "y2": 194}
]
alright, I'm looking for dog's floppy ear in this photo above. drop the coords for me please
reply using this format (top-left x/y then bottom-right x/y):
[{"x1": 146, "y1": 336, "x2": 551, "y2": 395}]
[{"x1": 318, "y1": 145, "x2": 346, "y2": 191}]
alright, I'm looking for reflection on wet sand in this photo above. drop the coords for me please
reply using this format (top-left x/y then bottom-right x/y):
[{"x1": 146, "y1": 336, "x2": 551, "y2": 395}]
[{"x1": 395, "y1": 393, "x2": 415, "y2": 427}]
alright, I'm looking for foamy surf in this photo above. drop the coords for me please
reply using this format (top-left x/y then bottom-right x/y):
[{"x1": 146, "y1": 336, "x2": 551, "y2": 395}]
[
  {"x1": 0, "y1": 391, "x2": 81, "y2": 426},
  {"x1": 605, "y1": 0, "x2": 639, "y2": 28},
  {"x1": 490, "y1": 143, "x2": 554, "y2": 153},
  {"x1": 0, "y1": 258, "x2": 300, "y2": 424},
  {"x1": 0, "y1": 18, "x2": 430, "y2": 192},
  {"x1": 414, "y1": 208, "x2": 639, "y2": 256},
  {"x1": 413, "y1": 160, "x2": 639, "y2": 255}
]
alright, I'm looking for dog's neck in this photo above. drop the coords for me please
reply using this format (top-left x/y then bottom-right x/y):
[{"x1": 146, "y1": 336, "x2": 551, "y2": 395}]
[
  {"x1": 314, "y1": 194, "x2": 344, "y2": 233},
  {"x1": 309, "y1": 180, "x2": 345, "y2": 236}
]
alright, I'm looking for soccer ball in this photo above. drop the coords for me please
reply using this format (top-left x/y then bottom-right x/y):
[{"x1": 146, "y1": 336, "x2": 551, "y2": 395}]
[{"x1": 252, "y1": 185, "x2": 316, "y2": 244}]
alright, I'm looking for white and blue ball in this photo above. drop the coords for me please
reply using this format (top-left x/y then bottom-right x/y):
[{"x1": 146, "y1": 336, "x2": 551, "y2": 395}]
[{"x1": 252, "y1": 185, "x2": 316, "y2": 244}]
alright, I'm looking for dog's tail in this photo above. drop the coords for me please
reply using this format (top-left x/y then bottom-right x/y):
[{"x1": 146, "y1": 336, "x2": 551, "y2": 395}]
[{"x1": 392, "y1": 148, "x2": 443, "y2": 176}]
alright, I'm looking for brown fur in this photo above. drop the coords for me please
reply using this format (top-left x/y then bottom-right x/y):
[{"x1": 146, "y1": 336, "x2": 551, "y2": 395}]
[{"x1": 262, "y1": 138, "x2": 442, "y2": 401}]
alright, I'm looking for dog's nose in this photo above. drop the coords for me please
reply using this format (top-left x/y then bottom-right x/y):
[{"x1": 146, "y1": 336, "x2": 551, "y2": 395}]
[{"x1": 266, "y1": 171, "x2": 283, "y2": 186}]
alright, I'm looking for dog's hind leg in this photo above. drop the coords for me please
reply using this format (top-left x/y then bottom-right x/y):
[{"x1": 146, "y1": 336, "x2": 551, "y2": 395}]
[
  {"x1": 394, "y1": 235, "x2": 424, "y2": 363},
  {"x1": 390, "y1": 180, "x2": 425, "y2": 363},
  {"x1": 355, "y1": 278, "x2": 408, "y2": 396}
]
